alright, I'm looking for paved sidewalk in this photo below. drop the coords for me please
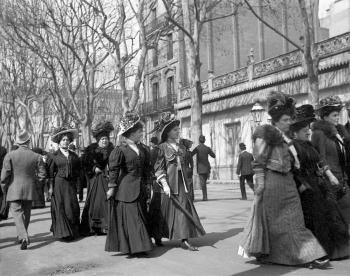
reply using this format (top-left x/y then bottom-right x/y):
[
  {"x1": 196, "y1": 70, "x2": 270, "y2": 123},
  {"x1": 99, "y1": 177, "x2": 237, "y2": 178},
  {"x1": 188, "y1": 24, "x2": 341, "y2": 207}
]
[{"x1": 0, "y1": 184, "x2": 349, "y2": 276}]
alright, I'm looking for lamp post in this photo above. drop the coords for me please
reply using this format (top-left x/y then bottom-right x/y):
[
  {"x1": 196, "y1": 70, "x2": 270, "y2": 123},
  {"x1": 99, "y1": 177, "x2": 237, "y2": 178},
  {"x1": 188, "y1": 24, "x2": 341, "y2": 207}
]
[{"x1": 251, "y1": 101, "x2": 265, "y2": 126}]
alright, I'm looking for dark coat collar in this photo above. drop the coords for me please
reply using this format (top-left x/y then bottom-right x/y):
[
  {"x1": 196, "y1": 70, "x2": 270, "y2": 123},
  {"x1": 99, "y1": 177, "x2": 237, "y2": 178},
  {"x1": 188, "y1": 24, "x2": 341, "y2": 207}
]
[{"x1": 312, "y1": 120, "x2": 338, "y2": 138}]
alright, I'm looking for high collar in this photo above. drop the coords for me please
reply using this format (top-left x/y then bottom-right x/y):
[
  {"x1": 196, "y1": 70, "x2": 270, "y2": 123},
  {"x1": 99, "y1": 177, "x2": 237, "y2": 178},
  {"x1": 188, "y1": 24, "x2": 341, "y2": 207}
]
[{"x1": 312, "y1": 120, "x2": 338, "y2": 138}]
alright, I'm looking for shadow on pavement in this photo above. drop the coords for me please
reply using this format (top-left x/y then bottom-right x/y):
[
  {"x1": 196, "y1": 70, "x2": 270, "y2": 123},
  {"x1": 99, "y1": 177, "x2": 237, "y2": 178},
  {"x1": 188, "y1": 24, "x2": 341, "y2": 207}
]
[
  {"x1": 0, "y1": 231, "x2": 53, "y2": 250},
  {"x1": 0, "y1": 217, "x2": 51, "y2": 228},
  {"x1": 231, "y1": 261, "x2": 301, "y2": 276},
  {"x1": 195, "y1": 227, "x2": 244, "y2": 248}
]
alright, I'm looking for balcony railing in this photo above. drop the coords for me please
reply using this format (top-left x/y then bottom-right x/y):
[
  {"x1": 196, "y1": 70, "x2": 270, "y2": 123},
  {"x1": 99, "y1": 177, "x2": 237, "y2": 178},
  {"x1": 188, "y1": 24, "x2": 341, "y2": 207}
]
[
  {"x1": 140, "y1": 95, "x2": 175, "y2": 116},
  {"x1": 179, "y1": 31, "x2": 350, "y2": 101}
]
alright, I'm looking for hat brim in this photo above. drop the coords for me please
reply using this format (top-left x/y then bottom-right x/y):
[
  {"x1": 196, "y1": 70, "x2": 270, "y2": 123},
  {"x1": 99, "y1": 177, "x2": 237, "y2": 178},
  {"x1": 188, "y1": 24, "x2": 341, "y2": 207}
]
[
  {"x1": 51, "y1": 129, "x2": 78, "y2": 142},
  {"x1": 15, "y1": 137, "x2": 31, "y2": 145},
  {"x1": 316, "y1": 104, "x2": 344, "y2": 111},
  {"x1": 290, "y1": 117, "x2": 316, "y2": 129},
  {"x1": 160, "y1": 119, "x2": 180, "y2": 143},
  {"x1": 117, "y1": 118, "x2": 141, "y2": 136}
]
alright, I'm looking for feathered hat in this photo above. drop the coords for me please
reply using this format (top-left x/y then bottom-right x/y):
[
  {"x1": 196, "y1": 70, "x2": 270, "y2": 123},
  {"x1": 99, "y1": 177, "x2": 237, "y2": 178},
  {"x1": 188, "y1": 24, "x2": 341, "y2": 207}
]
[
  {"x1": 117, "y1": 111, "x2": 141, "y2": 136},
  {"x1": 317, "y1": 95, "x2": 343, "y2": 118},
  {"x1": 290, "y1": 104, "x2": 316, "y2": 131},
  {"x1": 150, "y1": 112, "x2": 180, "y2": 143},
  {"x1": 267, "y1": 91, "x2": 296, "y2": 121},
  {"x1": 92, "y1": 121, "x2": 114, "y2": 140},
  {"x1": 51, "y1": 126, "x2": 78, "y2": 144}
]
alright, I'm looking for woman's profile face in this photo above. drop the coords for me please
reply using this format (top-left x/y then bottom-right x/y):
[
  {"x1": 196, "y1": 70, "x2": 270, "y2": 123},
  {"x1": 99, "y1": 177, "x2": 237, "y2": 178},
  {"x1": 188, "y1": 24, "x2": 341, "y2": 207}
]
[
  {"x1": 295, "y1": 126, "x2": 311, "y2": 141},
  {"x1": 323, "y1": 111, "x2": 340, "y2": 125},
  {"x1": 167, "y1": 126, "x2": 180, "y2": 140},
  {"x1": 274, "y1": 114, "x2": 292, "y2": 133},
  {"x1": 129, "y1": 128, "x2": 143, "y2": 143},
  {"x1": 59, "y1": 136, "x2": 70, "y2": 149}
]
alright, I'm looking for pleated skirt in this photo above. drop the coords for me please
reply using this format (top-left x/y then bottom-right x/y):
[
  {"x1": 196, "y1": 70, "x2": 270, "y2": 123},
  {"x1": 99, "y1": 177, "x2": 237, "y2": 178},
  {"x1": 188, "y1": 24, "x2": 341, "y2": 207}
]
[
  {"x1": 105, "y1": 197, "x2": 152, "y2": 254},
  {"x1": 261, "y1": 171, "x2": 326, "y2": 265},
  {"x1": 160, "y1": 172, "x2": 205, "y2": 240}
]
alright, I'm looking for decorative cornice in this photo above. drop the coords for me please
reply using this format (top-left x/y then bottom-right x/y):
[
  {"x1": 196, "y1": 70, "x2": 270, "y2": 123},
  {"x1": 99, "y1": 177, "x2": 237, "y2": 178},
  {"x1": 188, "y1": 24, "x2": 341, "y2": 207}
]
[{"x1": 177, "y1": 32, "x2": 350, "y2": 109}]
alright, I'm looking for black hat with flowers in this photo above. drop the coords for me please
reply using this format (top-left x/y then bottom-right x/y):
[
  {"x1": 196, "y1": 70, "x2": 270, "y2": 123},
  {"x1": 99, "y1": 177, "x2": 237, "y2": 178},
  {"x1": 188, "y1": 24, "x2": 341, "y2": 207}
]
[
  {"x1": 117, "y1": 111, "x2": 141, "y2": 136},
  {"x1": 150, "y1": 112, "x2": 180, "y2": 143},
  {"x1": 318, "y1": 95, "x2": 343, "y2": 118},
  {"x1": 92, "y1": 121, "x2": 114, "y2": 141},
  {"x1": 51, "y1": 126, "x2": 78, "y2": 144},
  {"x1": 290, "y1": 104, "x2": 316, "y2": 131},
  {"x1": 267, "y1": 91, "x2": 296, "y2": 122}
]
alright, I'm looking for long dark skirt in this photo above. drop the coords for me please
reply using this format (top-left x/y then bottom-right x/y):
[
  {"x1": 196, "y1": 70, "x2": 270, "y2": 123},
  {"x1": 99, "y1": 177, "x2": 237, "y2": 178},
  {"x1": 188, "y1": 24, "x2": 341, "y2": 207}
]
[
  {"x1": 32, "y1": 181, "x2": 45, "y2": 209},
  {"x1": 299, "y1": 175, "x2": 349, "y2": 259},
  {"x1": 161, "y1": 172, "x2": 205, "y2": 240},
  {"x1": 51, "y1": 177, "x2": 80, "y2": 239},
  {"x1": 148, "y1": 190, "x2": 167, "y2": 240},
  {"x1": 80, "y1": 174, "x2": 108, "y2": 235},
  {"x1": 105, "y1": 198, "x2": 152, "y2": 254},
  {"x1": 0, "y1": 190, "x2": 9, "y2": 220}
]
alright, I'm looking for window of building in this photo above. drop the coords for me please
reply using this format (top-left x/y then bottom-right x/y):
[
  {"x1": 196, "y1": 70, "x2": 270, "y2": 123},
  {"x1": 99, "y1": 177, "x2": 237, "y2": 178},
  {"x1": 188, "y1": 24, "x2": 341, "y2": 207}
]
[
  {"x1": 152, "y1": 82, "x2": 159, "y2": 109},
  {"x1": 166, "y1": 76, "x2": 174, "y2": 105},
  {"x1": 153, "y1": 45, "x2": 158, "y2": 67},
  {"x1": 167, "y1": 33, "x2": 173, "y2": 60}
]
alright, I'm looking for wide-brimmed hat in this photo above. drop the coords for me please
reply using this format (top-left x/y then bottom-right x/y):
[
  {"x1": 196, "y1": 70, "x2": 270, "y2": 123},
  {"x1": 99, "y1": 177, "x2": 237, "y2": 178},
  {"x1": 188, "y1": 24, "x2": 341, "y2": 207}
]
[
  {"x1": 15, "y1": 129, "x2": 31, "y2": 145},
  {"x1": 290, "y1": 104, "x2": 316, "y2": 131},
  {"x1": 51, "y1": 127, "x2": 78, "y2": 144},
  {"x1": 117, "y1": 111, "x2": 141, "y2": 136},
  {"x1": 267, "y1": 91, "x2": 296, "y2": 120},
  {"x1": 92, "y1": 121, "x2": 114, "y2": 139},
  {"x1": 318, "y1": 95, "x2": 344, "y2": 110},
  {"x1": 150, "y1": 112, "x2": 180, "y2": 143}
]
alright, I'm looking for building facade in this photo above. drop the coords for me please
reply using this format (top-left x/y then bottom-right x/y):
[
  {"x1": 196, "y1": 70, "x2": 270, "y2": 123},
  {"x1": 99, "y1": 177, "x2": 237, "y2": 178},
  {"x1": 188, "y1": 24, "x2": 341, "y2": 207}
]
[{"x1": 140, "y1": 0, "x2": 350, "y2": 181}]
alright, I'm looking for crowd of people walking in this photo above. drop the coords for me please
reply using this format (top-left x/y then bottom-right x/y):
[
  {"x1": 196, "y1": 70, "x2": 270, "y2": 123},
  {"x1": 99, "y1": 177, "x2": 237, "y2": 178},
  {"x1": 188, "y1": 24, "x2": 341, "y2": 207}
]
[
  {"x1": 239, "y1": 92, "x2": 350, "y2": 269},
  {"x1": 1, "y1": 91, "x2": 350, "y2": 270}
]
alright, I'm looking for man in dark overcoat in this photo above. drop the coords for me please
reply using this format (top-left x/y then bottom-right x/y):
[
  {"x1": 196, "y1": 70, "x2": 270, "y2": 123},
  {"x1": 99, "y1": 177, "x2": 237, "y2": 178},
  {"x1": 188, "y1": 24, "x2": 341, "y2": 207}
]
[
  {"x1": 192, "y1": 135, "x2": 216, "y2": 201},
  {"x1": 0, "y1": 144, "x2": 8, "y2": 220},
  {"x1": 1, "y1": 129, "x2": 46, "y2": 249},
  {"x1": 236, "y1": 142, "x2": 254, "y2": 200}
]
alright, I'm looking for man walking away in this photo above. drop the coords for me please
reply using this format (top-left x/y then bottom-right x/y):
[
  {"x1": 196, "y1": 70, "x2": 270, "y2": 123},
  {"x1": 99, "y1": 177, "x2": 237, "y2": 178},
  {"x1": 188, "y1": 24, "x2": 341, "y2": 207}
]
[
  {"x1": 192, "y1": 135, "x2": 216, "y2": 201},
  {"x1": 1, "y1": 129, "x2": 46, "y2": 250},
  {"x1": 236, "y1": 143, "x2": 254, "y2": 200}
]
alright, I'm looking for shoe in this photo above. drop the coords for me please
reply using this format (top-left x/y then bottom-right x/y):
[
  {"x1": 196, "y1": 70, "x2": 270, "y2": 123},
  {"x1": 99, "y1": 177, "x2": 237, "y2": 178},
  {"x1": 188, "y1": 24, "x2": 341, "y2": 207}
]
[
  {"x1": 181, "y1": 241, "x2": 198, "y2": 251},
  {"x1": 20, "y1": 239, "x2": 27, "y2": 250},
  {"x1": 308, "y1": 258, "x2": 330, "y2": 269},
  {"x1": 155, "y1": 239, "x2": 163, "y2": 246}
]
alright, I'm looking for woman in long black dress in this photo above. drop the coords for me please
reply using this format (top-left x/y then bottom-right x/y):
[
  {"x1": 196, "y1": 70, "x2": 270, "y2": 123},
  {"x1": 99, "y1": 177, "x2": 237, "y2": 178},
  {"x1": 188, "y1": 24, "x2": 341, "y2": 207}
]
[
  {"x1": 80, "y1": 121, "x2": 114, "y2": 235},
  {"x1": 31, "y1": 148, "x2": 47, "y2": 209},
  {"x1": 105, "y1": 112, "x2": 152, "y2": 255},
  {"x1": 153, "y1": 112, "x2": 205, "y2": 251},
  {"x1": 291, "y1": 104, "x2": 349, "y2": 259},
  {"x1": 48, "y1": 127, "x2": 81, "y2": 240}
]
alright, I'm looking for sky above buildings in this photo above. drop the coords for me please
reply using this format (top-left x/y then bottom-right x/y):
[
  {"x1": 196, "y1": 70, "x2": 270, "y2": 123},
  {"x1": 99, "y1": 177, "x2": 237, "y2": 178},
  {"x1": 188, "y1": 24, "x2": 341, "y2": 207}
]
[{"x1": 319, "y1": 0, "x2": 335, "y2": 18}]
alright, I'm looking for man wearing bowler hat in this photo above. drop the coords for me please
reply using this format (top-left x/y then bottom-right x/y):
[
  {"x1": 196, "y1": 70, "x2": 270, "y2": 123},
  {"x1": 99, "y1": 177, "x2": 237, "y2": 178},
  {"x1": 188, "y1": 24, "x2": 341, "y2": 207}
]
[{"x1": 1, "y1": 129, "x2": 46, "y2": 249}]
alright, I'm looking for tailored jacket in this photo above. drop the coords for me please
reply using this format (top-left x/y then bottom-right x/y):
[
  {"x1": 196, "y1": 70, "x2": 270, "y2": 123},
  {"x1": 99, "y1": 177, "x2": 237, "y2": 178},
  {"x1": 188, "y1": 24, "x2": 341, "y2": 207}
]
[
  {"x1": 1, "y1": 146, "x2": 46, "y2": 201},
  {"x1": 252, "y1": 125, "x2": 292, "y2": 178},
  {"x1": 108, "y1": 143, "x2": 151, "y2": 202},
  {"x1": 154, "y1": 142, "x2": 189, "y2": 195},
  {"x1": 236, "y1": 151, "x2": 254, "y2": 176},
  {"x1": 47, "y1": 149, "x2": 81, "y2": 182},
  {"x1": 312, "y1": 120, "x2": 349, "y2": 178},
  {"x1": 192, "y1": 143, "x2": 216, "y2": 174}
]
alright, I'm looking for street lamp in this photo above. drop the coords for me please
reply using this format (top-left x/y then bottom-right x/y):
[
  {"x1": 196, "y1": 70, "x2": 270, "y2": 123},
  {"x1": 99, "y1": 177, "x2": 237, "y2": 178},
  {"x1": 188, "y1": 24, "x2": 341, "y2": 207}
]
[{"x1": 251, "y1": 101, "x2": 265, "y2": 125}]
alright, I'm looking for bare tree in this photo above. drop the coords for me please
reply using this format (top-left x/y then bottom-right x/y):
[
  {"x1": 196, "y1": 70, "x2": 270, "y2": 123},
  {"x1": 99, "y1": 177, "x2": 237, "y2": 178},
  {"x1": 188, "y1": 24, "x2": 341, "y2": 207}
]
[{"x1": 244, "y1": 0, "x2": 320, "y2": 105}]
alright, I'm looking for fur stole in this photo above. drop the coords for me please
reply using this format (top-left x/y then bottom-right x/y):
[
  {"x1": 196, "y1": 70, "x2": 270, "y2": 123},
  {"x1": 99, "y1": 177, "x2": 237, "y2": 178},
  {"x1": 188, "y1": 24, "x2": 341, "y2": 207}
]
[
  {"x1": 252, "y1": 124, "x2": 284, "y2": 146},
  {"x1": 312, "y1": 120, "x2": 338, "y2": 139}
]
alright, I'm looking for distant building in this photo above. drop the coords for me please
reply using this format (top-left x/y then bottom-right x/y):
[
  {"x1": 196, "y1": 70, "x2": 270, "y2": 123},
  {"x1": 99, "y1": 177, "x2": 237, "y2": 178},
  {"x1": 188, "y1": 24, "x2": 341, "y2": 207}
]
[{"x1": 321, "y1": 0, "x2": 350, "y2": 37}]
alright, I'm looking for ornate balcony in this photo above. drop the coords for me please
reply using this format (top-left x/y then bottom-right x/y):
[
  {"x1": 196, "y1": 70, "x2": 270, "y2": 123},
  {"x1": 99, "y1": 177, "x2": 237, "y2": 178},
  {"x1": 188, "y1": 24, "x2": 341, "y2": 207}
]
[
  {"x1": 179, "y1": 32, "x2": 350, "y2": 102},
  {"x1": 139, "y1": 95, "x2": 175, "y2": 116}
]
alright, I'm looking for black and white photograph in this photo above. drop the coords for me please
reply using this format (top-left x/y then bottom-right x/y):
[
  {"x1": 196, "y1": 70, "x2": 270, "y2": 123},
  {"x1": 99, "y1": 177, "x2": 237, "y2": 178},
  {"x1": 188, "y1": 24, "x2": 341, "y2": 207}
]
[{"x1": 1, "y1": 0, "x2": 350, "y2": 275}]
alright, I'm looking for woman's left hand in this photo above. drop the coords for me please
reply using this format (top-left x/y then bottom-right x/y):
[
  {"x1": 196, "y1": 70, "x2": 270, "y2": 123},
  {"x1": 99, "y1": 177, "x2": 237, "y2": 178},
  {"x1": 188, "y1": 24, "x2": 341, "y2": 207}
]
[{"x1": 106, "y1": 188, "x2": 115, "y2": 200}]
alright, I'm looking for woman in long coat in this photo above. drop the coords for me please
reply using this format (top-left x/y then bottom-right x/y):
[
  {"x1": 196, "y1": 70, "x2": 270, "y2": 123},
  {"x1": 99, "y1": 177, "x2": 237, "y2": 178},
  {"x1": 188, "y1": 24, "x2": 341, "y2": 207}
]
[
  {"x1": 291, "y1": 104, "x2": 349, "y2": 259},
  {"x1": 238, "y1": 92, "x2": 327, "y2": 268},
  {"x1": 311, "y1": 96, "x2": 350, "y2": 259},
  {"x1": 105, "y1": 112, "x2": 152, "y2": 255},
  {"x1": 80, "y1": 121, "x2": 114, "y2": 235},
  {"x1": 153, "y1": 112, "x2": 205, "y2": 251},
  {"x1": 47, "y1": 127, "x2": 81, "y2": 240},
  {"x1": 31, "y1": 148, "x2": 47, "y2": 209}
]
